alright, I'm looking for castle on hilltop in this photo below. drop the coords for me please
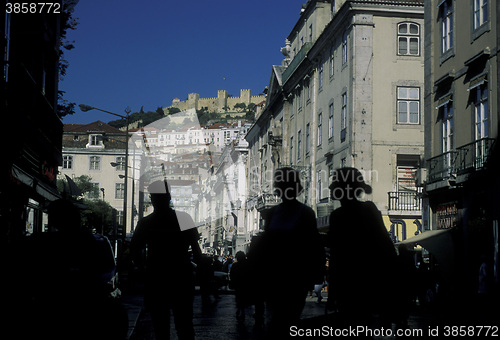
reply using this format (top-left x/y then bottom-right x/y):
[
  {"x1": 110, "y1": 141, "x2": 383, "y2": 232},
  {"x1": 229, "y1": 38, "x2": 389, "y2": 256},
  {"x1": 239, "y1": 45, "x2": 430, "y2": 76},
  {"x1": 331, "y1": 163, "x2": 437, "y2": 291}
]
[{"x1": 166, "y1": 89, "x2": 266, "y2": 113}]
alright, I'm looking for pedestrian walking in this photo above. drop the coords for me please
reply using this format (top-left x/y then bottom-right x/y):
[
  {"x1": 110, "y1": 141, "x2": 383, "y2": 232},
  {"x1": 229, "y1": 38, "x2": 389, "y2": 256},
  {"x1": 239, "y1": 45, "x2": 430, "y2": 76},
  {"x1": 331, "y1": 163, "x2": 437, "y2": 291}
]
[
  {"x1": 230, "y1": 251, "x2": 251, "y2": 320},
  {"x1": 23, "y1": 199, "x2": 127, "y2": 340},
  {"x1": 249, "y1": 167, "x2": 325, "y2": 338},
  {"x1": 131, "y1": 180, "x2": 202, "y2": 340},
  {"x1": 327, "y1": 167, "x2": 397, "y2": 325}
]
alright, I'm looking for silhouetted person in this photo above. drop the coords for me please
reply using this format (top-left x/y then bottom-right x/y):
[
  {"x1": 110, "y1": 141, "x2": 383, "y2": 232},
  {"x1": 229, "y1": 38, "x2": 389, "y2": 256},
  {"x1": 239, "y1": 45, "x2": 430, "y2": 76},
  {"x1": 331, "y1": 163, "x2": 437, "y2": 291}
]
[
  {"x1": 250, "y1": 167, "x2": 325, "y2": 337},
  {"x1": 25, "y1": 199, "x2": 127, "y2": 340},
  {"x1": 327, "y1": 168, "x2": 397, "y2": 325},
  {"x1": 198, "y1": 254, "x2": 219, "y2": 304},
  {"x1": 230, "y1": 251, "x2": 251, "y2": 320},
  {"x1": 131, "y1": 180, "x2": 201, "y2": 340},
  {"x1": 223, "y1": 256, "x2": 233, "y2": 273},
  {"x1": 395, "y1": 244, "x2": 417, "y2": 327}
]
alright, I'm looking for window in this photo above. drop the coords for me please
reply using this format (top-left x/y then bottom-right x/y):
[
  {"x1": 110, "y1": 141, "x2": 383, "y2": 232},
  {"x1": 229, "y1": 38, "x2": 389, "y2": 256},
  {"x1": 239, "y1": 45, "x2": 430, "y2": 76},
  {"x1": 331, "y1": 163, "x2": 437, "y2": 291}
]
[
  {"x1": 319, "y1": 60, "x2": 324, "y2": 89},
  {"x1": 397, "y1": 87, "x2": 420, "y2": 124},
  {"x1": 329, "y1": 46, "x2": 335, "y2": 77},
  {"x1": 290, "y1": 136, "x2": 294, "y2": 163},
  {"x1": 89, "y1": 183, "x2": 100, "y2": 199},
  {"x1": 297, "y1": 131, "x2": 302, "y2": 160},
  {"x1": 441, "y1": 102, "x2": 454, "y2": 153},
  {"x1": 328, "y1": 103, "x2": 334, "y2": 139},
  {"x1": 397, "y1": 23, "x2": 419, "y2": 56},
  {"x1": 342, "y1": 31, "x2": 348, "y2": 65},
  {"x1": 115, "y1": 156, "x2": 126, "y2": 171},
  {"x1": 89, "y1": 156, "x2": 101, "y2": 170},
  {"x1": 115, "y1": 183, "x2": 125, "y2": 199},
  {"x1": 317, "y1": 112, "x2": 323, "y2": 146},
  {"x1": 298, "y1": 89, "x2": 302, "y2": 110},
  {"x1": 473, "y1": 82, "x2": 489, "y2": 140},
  {"x1": 340, "y1": 157, "x2": 347, "y2": 168},
  {"x1": 440, "y1": 0, "x2": 453, "y2": 54},
  {"x1": 89, "y1": 134, "x2": 102, "y2": 146},
  {"x1": 474, "y1": 0, "x2": 488, "y2": 29},
  {"x1": 341, "y1": 93, "x2": 347, "y2": 141},
  {"x1": 116, "y1": 211, "x2": 124, "y2": 226},
  {"x1": 305, "y1": 124, "x2": 310, "y2": 154},
  {"x1": 309, "y1": 24, "x2": 313, "y2": 42},
  {"x1": 63, "y1": 155, "x2": 73, "y2": 169}
]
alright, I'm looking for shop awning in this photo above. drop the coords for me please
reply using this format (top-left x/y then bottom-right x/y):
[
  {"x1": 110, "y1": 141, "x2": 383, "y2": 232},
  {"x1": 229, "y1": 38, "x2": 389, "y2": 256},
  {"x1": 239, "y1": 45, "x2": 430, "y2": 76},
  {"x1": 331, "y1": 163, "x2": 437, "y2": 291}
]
[
  {"x1": 11, "y1": 164, "x2": 61, "y2": 202},
  {"x1": 398, "y1": 229, "x2": 451, "y2": 246},
  {"x1": 398, "y1": 229, "x2": 455, "y2": 279}
]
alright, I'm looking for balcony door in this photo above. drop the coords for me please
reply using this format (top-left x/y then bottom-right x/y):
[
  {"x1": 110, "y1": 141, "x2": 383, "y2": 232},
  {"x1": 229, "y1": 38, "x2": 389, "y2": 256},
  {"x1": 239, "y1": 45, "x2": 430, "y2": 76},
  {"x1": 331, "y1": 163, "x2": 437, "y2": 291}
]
[
  {"x1": 441, "y1": 102, "x2": 454, "y2": 174},
  {"x1": 473, "y1": 83, "x2": 489, "y2": 168},
  {"x1": 396, "y1": 155, "x2": 419, "y2": 210}
]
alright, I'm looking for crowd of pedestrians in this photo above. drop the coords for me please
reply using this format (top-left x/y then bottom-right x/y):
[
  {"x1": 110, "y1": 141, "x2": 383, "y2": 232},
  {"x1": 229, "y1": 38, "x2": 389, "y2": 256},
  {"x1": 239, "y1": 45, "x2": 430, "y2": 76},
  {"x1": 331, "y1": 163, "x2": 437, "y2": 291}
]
[
  {"x1": 7, "y1": 167, "x2": 451, "y2": 340},
  {"x1": 126, "y1": 168, "x2": 428, "y2": 339}
]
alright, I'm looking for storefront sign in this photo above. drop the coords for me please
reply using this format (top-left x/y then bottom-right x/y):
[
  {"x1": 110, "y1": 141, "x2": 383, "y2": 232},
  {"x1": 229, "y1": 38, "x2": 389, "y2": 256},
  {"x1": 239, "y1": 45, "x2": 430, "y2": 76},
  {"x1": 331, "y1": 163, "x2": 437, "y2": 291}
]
[{"x1": 436, "y1": 202, "x2": 458, "y2": 229}]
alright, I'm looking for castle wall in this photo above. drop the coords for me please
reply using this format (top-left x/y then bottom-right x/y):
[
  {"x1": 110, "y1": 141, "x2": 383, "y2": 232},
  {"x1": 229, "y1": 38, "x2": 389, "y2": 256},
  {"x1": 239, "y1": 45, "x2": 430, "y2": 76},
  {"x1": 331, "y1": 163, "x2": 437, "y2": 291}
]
[{"x1": 168, "y1": 89, "x2": 265, "y2": 113}]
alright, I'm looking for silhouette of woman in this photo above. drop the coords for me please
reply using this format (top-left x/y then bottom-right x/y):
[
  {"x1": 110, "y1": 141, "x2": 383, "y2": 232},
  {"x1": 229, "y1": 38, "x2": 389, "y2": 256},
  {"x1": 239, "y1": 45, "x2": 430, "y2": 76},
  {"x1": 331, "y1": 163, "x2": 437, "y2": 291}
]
[
  {"x1": 250, "y1": 167, "x2": 324, "y2": 337},
  {"x1": 327, "y1": 167, "x2": 397, "y2": 324}
]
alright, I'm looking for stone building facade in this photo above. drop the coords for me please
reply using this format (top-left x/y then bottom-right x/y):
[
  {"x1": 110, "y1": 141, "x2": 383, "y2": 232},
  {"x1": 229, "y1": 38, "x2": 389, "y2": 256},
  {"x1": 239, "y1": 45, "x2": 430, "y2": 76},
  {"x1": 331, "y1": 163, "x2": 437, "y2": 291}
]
[{"x1": 246, "y1": 0, "x2": 425, "y2": 241}]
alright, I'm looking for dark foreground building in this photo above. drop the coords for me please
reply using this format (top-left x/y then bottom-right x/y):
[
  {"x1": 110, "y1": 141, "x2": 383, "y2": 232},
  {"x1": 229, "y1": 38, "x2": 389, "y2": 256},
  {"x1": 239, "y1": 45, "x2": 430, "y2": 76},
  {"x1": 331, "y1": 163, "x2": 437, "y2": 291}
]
[{"x1": 1, "y1": 1, "x2": 63, "y2": 244}]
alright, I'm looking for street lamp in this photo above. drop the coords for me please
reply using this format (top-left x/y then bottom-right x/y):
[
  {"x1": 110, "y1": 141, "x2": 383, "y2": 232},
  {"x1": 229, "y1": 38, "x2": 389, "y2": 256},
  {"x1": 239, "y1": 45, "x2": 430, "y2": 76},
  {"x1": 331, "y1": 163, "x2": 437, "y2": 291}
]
[
  {"x1": 79, "y1": 104, "x2": 131, "y2": 236},
  {"x1": 111, "y1": 162, "x2": 140, "y2": 232}
]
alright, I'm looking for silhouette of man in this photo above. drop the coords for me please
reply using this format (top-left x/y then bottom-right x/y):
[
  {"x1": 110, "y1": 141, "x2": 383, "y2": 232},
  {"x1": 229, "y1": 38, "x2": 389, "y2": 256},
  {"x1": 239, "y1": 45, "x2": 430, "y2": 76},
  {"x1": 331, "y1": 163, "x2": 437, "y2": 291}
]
[
  {"x1": 250, "y1": 167, "x2": 324, "y2": 337},
  {"x1": 327, "y1": 167, "x2": 397, "y2": 324},
  {"x1": 131, "y1": 180, "x2": 201, "y2": 340},
  {"x1": 24, "y1": 199, "x2": 127, "y2": 340}
]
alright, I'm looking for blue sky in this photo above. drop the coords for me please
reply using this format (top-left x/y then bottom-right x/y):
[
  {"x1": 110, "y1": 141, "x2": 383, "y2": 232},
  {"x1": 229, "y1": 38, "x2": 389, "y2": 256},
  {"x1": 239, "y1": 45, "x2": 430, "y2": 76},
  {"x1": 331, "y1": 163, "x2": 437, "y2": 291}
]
[{"x1": 61, "y1": 0, "x2": 306, "y2": 124}]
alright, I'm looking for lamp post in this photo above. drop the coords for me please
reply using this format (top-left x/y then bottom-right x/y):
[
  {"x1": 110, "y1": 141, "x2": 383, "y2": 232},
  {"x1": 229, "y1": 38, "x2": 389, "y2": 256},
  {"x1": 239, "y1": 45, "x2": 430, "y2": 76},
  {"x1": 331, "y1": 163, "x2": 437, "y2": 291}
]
[
  {"x1": 79, "y1": 104, "x2": 131, "y2": 236},
  {"x1": 113, "y1": 162, "x2": 138, "y2": 232}
]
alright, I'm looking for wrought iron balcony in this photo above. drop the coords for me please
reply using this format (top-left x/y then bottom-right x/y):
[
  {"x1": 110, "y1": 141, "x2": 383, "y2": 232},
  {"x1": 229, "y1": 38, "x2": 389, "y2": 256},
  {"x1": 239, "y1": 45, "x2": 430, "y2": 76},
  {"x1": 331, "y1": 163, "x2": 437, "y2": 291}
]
[
  {"x1": 455, "y1": 138, "x2": 495, "y2": 175},
  {"x1": 427, "y1": 138, "x2": 495, "y2": 183},
  {"x1": 388, "y1": 190, "x2": 422, "y2": 212},
  {"x1": 428, "y1": 150, "x2": 458, "y2": 183},
  {"x1": 255, "y1": 193, "x2": 281, "y2": 211}
]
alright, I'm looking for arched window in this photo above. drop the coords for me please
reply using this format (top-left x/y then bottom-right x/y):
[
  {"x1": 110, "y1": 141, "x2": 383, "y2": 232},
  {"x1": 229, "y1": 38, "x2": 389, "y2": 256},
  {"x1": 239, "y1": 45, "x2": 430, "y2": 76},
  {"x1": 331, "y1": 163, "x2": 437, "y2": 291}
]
[{"x1": 397, "y1": 22, "x2": 420, "y2": 56}]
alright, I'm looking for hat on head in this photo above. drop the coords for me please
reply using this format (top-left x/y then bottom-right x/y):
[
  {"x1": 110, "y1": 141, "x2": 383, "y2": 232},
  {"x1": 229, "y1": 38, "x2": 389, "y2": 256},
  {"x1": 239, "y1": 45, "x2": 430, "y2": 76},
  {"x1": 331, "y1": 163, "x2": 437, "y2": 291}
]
[
  {"x1": 147, "y1": 180, "x2": 170, "y2": 195},
  {"x1": 329, "y1": 167, "x2": 372, "y2": 194}
]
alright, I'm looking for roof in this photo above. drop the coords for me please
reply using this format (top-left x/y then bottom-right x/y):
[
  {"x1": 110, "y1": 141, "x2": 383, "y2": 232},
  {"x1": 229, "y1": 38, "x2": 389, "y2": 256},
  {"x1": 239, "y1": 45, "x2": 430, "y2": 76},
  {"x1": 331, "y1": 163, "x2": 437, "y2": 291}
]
[{"x1": 63, "y1": 121, "x2": 125, "y2": 134}]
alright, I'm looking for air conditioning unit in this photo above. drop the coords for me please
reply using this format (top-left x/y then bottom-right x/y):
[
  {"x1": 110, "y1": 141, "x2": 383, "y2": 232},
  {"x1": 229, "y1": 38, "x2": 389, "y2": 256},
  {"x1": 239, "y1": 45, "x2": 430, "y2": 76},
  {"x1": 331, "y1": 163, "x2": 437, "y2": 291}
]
[{"x1": 415, "y1": 168, "x2": 428, "y2": 187}]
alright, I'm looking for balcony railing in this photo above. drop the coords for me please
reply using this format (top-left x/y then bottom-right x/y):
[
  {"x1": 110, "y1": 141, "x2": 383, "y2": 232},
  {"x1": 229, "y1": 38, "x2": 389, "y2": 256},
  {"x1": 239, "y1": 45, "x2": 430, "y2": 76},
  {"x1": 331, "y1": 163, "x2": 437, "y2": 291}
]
[
  {"x1": 427, "y1": 138, "x2": 495, "y2": 183},
  {"x1": 455, "y1": 138, "x2": 495, "y2": 174},
  {"x1": 388, "y1": 190, "x2": 422, "y2": 212},
  {"x1": 428, "y1": 150, "x2": 458, "y2": 183},
  {"x1": 255, "y1": 193, "x2": 280, "y2": 211}
]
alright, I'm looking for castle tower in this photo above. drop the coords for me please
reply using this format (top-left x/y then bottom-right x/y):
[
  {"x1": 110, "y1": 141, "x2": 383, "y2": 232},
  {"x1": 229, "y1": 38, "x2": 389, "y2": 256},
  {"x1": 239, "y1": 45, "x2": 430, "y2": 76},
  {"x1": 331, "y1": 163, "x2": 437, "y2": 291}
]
[
  {"x1": 218, "y1": 90, "x2": 228, "y2": 112},
  {"x1": 240, "y1": 89, "x2": 251, "y2": 105},
  {"x1": 188, "y1": 93, "x2": 200, "y2": 110}
]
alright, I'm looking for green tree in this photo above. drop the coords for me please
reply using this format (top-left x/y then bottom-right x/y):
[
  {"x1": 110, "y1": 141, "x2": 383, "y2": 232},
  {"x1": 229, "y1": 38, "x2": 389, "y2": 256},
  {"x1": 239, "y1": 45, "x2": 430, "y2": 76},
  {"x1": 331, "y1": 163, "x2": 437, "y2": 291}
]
[
  {"x1": 57, "y1": 0, "x2": 80, "y2": 117},
  {"x1": 234, "y1": 103, "x2": 247, "y2": 111},
  {"x1": 80, "y1": 199, "x2": 115, "y2": 235},
  {"x1": 156, "y1": 106, "x2": 165, "y2": 115},
  {"x1": 57, "y1": 175, "x2": 116, "y2": 235},
  {"x1": 167, "y1": 107, "x2": 181, "y2": 115}
]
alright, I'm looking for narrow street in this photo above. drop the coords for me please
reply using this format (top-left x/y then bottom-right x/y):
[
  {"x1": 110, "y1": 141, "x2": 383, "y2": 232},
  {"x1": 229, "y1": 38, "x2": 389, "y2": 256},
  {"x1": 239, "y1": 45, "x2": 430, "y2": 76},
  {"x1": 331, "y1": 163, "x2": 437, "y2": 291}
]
[
  {"x1": 124, "y1": 289, "x2": 499, "y2": 340},
  {"x1": 127, "y1": 290, "x2": 328, "y2": 340}
]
